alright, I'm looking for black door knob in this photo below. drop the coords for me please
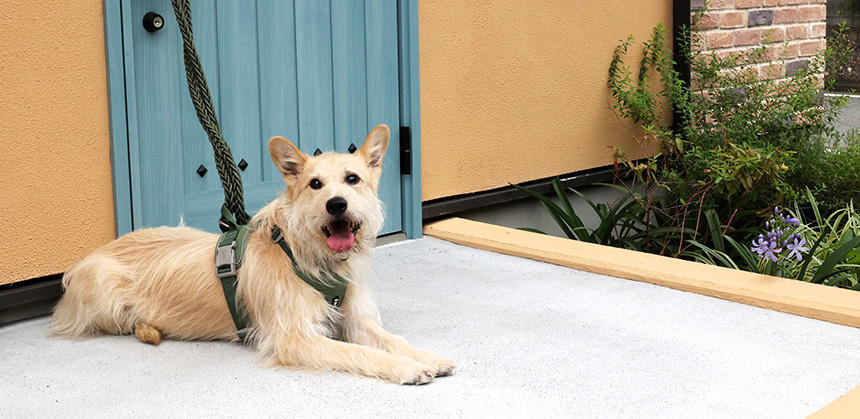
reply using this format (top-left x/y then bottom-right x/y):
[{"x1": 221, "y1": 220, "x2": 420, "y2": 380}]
[{"x1": 143, "y1": 12, "x2": 164, "y2": 32}]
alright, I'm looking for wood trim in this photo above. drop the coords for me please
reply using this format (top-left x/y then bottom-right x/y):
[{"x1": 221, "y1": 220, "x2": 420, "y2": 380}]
[
  {"x1": 103, "y1": 0, "x2": 133, "y2": 236},
  {"x1": 397, "y1": 0, "x2": 423, "y2": 238},
  {"x1": 809, "y1": 385, "x2": 860, "y2": 418},
  {"x1": 424, "y1": 217, "x2": 860, "y2": 328}
]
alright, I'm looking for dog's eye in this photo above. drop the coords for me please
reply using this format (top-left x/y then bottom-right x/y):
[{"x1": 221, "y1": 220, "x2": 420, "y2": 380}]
[
  {"x1": 345, "y1": 174, "x2": 360, "y2": 185},
  {"x1": 309, "y1": 179, "x2": 323, "y2": 190}
]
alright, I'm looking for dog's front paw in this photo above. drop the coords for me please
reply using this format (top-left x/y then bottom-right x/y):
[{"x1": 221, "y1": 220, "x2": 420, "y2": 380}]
[
  {"x1": 411, "y1": 350, "x2": 455, "y2": 377},
  {"x1": 431, "y1": 357, "x2": 455, "y2": 377},
  {"x1": 392, "y1": 360, "x2": 436, "y2": 385}
]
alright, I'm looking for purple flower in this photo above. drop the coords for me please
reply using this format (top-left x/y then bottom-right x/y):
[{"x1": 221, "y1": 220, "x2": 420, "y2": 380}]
[
  {"x1": 786, "y1": 237, "x2": 809, "y2": 261},
  {"x1": 780, "y1": 213, "x2": 800, "y2": 226},
  {"x1": 751, "y1": 236, "x2": 782, "y2": 262},
  {"x1": 751, "y1": 236, "x2": 768, "y2": 257},
  {"x1": 764, "y1": 245, "x2": 783, "y2": 262}
]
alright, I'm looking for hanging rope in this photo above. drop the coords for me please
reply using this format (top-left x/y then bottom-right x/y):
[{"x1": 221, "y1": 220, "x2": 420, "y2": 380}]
[{"x1": 171, "y1": 0, "x2": 250, "y2": 225}]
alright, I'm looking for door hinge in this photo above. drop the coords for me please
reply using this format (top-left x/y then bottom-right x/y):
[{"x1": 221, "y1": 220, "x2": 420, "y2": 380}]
[{"x1": 399, "y1": 126, "x2": 412, "y2": 175}]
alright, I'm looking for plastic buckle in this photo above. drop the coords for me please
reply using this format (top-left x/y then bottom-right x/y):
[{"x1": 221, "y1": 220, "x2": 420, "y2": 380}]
[
  {"x1": 219, "y1": 218, "x2": 232, "y2": 233},
  {"x1": 272, "y1": 228, "x2": 283, "y2": 243},
  {"x1": 215, "y1": 241, "x2": 237, "y2": 278}
]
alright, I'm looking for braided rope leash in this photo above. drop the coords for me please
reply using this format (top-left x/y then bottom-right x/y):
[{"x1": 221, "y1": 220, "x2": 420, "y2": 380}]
[
  {"x1": 170, "y1": 0, "x2": 250, "y2": 225},
  {"x1": 169, "y1": 2, "x2": 351, "y2": 341}
]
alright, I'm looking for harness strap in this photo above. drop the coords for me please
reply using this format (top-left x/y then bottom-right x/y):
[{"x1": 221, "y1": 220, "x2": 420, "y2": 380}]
[
  {"x1": 214, "y1": 210, "x2": 350, "y2": 341},
  {"x1": 214, "y1": 205, "x2": 251, "y2": 340},
  {"x1": 271, "y1": 227, "x2": 349, "y2": 308}
]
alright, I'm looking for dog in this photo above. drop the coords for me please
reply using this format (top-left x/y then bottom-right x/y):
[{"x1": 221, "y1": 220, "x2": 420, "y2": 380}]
[{"x1": 51, "y1": 124, "x2": 454, "y2": 384}]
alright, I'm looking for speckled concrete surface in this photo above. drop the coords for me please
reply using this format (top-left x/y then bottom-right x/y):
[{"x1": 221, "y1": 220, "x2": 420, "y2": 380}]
[{"x1": 1, "y1": 238, "x2": 859, "y2": 418}]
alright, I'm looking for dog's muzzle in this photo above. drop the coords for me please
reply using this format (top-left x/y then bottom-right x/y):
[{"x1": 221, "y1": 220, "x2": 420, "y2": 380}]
[{"x1": 322, "y1": 218, "x2": 360, "y2": 253}]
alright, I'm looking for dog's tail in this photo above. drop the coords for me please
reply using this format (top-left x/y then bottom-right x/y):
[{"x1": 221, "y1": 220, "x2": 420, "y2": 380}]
[{"x1": 51, "y1": 254, "x2": 136, "y2": 337}]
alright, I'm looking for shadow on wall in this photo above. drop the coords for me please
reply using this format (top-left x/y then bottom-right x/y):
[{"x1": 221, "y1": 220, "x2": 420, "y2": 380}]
[{"x1": 458, "y1": 185, "x2": 629, "y2": 238}]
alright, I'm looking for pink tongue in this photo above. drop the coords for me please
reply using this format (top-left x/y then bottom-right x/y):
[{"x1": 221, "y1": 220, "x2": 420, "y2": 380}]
[{"x1": 327, "y1": 232, "x2": 355, "y2": 252}]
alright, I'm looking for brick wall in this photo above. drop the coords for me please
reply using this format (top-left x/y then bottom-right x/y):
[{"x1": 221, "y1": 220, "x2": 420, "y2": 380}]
[{"x1": 691, "y1": 0, "x2": 827, "y2": 81}]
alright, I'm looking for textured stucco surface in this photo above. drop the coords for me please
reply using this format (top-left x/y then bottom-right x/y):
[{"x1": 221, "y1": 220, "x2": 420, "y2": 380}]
[
  {"x1": 0, "y1": 1, "x2": 115, "y2": 284},
  {"x1": 419, "y1": 0, "x2": 671, "y2": 201},
  {"x1": 1, "y1": 238, "x2": 858, "y2": 416},
  {"x1": 0, "y1": 1, "x2": 675, "y2": 282}
]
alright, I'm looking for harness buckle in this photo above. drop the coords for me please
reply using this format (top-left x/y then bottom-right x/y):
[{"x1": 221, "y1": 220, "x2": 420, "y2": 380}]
[
  {"x1": 271, "y1": 228, "x2": 283, "y2": 243},
  {"x1": 215, "y1": 240, "x2": 237, "y2": 278}
]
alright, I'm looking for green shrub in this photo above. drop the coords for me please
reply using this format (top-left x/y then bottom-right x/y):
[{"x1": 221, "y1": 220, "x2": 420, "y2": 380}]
[
  {"x1": 606, "y1": 16, "x2": 856, "y2": 240},
  {"x1": 513, "y1": 179, "x2": 699, "y2": 254},
  {"x1": 688, "y1": 190, "x2": 860, "y2": 287},
  {"x1": 518, "y1": 15, "x2": 860, "y2": 287},
  {"x1": 790, "y1": 131, "x2": 860, "y2": 214},
  {"x1": 515, "y1": 179, "x2": 748, "y2": 257}
]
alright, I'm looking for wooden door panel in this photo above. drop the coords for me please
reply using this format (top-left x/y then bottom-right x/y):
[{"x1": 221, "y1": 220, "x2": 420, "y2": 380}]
[{"x1": 121, "y1": 0, "x2": 402, "y2": 234}]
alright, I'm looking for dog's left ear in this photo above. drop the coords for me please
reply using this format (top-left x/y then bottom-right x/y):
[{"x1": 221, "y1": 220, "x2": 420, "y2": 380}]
[
  {"x1": 358, "y1": 124, "x2": 390, "y2": 169},
  {"x1": 269, "y1": 136, "x2": 307, "y2": 185}
]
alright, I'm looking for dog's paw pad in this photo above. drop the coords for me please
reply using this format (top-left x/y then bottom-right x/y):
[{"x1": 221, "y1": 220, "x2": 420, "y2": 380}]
[
  {"x1": 399, "y1": 363, "x2": 436, "y2": 385},
  {"x1": 433, "y1": 358, "x2": 455, "y2": 377},
  {"x1": 411, "y1": 351, "x2": 455, "y2": 377}
]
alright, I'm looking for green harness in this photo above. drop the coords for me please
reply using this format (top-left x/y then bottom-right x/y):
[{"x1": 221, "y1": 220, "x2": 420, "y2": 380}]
[
  {"x1": 214, "y1": 205, "x2": 348, "y2": 340},
  {"x1": 171, "y1": 1, "x2": 347, "y2": 342}
]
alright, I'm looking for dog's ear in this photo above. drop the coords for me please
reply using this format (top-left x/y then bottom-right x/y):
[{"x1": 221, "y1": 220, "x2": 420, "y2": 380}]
[
  {"x1": 358, "y1": 124, "x2": 389, "y2": 169},
  {"x1": 268, "y1": 136, "x2": 307, "y2": 184}
]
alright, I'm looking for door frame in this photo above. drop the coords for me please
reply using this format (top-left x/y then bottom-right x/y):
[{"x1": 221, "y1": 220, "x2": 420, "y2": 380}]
[{"x1": 101, "y1": 0, "x2": 423, "y2": 238}]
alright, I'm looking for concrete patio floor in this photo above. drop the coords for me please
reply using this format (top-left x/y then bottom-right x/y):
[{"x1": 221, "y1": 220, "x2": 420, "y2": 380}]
[{"x1": 2, "y1": 237, "x2": 859, "y2": 417}]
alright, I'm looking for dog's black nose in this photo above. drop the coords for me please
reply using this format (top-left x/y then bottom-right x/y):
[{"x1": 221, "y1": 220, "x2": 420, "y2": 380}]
[{"x1": 326, "y1": 197, "x2": 348, "y2": 215}]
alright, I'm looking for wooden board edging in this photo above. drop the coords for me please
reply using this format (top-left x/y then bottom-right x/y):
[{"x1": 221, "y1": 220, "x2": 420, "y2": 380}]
[
  {"x1": 424, "y1": 218, "x2": 860, "y2": 328},
  {"x1": 808, "y1": 385, "x2": 860, "y2": 418}
]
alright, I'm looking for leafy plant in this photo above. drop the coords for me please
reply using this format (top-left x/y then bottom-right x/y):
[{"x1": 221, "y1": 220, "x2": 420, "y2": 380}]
[
  {"x1": 514, "y1": 179, "x2": 712, "y2": 256},
  {"x1": 607, "y1": 16, "x2": 856, "y2": 224},
  {"x1": 789, "y1": 129, "x2": 860, "y2": 214},
  {"x1": 512, "y1": 179, "x2": 641, "y2": 247},
  {"x1": 687, "y1": 190, "x2": 860, "y2": 288},
  {"x1": 518, "y1": 12, "x2": 860, "y2": 289}
]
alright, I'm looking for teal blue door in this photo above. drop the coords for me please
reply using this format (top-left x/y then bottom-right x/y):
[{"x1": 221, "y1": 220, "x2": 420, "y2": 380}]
[{"x1": 119, "y1": 0, "x2": 402, "y2": 234}]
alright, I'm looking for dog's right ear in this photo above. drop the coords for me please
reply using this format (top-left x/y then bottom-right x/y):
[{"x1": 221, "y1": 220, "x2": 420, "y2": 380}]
[{"x1": 268, "y1": 136, "x2": 307, "y2": 184}]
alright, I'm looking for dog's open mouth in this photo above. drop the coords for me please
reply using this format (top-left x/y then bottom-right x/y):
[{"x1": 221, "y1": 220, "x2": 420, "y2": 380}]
[{"x1": 322, "y1": 219, "x2": 361, "y2": 252}]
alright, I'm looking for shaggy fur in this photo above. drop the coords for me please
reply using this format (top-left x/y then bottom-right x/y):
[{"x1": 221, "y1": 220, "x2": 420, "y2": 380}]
[{"x1": 51, "y1": 125, "x2": 454, "y2": 384}]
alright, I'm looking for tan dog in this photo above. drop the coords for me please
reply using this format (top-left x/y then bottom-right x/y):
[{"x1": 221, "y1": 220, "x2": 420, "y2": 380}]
[{"x1": 51, "y1": 124, "x2": 454, "y2": 384}]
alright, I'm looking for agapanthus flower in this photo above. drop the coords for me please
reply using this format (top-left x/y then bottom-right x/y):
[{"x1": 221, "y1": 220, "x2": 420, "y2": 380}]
[
  {"x1": 752, "y1": 208, "x2": 804, "y2": 264},
  {"x1": 751, "y1": 235, "x2": 782, "y2": 262},
  {"x1": 763, "y1": 243, "x2": 782, "y2": 262},
  {"x1": 786, "y1": 237, "x2": 809, "y2": 261},
  {"x1": 751, "y1": 235, "x2": 768, "y2": 257},
  {"x1": 780, "y1": 213, "x2": 800, "y2": 226}
]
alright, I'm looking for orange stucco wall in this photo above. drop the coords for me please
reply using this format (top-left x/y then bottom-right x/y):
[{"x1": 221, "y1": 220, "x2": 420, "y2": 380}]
[
  {"x1": 419, "y1": 0, "x2": 672, "y2": 201},
  {"x1": 0, "y1": 1, "x2": 115, "y2": 285},
  {"x1": 0, "y1": 1, "x2": 671, "y2": 284}
]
